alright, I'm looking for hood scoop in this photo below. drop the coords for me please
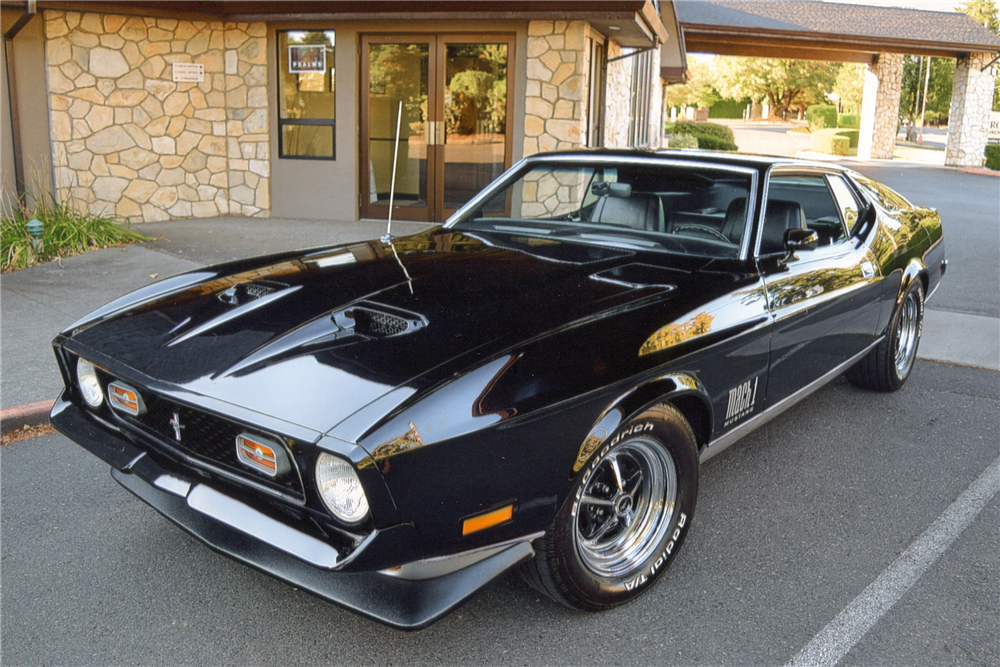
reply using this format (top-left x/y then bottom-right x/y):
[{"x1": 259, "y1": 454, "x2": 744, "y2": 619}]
[
  {"x1": 218, "y1": 280, "x2": 289, "y2": 307},
  {"x1": 340, "y1": 303, "x2": 427, "y2": 339},
  {"x1": 218, "y1": 301, "x2": 428, "y2": 379}
]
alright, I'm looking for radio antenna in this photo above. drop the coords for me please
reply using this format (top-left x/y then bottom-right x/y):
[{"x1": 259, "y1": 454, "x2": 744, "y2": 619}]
[{"x1": 381, "y1": 100, "x2": 403, "y2": 243}]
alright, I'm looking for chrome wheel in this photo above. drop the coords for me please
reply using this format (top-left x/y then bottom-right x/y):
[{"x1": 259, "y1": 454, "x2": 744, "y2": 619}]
[
  {"x1": 574, "y1": 438, "x2": 678, "y2": 577},
  {"x1": 894, "y1": 289, "x2": 920, "y2": 377}
]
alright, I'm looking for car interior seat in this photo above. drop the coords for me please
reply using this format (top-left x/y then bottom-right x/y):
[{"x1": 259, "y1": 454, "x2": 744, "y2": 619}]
[
  {"x1": 759, "y1": 199, "x2": 807, "y2": 254},
  {"x1": 590, "y1": 183, "x2": 664, "y2": 232}
]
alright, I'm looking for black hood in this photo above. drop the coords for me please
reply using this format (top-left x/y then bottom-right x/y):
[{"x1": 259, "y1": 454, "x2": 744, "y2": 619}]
[{"x1": 70, "y1": 228, "x2": 711, "y2": 433}]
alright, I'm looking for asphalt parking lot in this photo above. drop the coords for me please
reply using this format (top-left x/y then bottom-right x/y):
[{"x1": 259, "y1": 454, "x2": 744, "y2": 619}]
[{"x1": 2, "y1": 164, "x2": 997, "y2": 665}]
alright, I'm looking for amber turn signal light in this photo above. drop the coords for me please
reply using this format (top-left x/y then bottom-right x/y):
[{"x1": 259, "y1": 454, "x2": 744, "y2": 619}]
[{"x1": 462, "y1": 504, "x2": 514, "y2": 536}]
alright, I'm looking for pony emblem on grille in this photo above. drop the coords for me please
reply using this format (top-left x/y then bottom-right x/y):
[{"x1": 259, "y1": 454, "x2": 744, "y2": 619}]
[{"x1": 169, "y1": 412, "x2": 185, "y2": 441}]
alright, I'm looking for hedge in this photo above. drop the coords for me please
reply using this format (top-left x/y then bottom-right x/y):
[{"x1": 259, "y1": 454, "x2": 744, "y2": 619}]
[
  {"x1": 694, "y1": 135, "x2": 739, "y2": 151},
  {"x1": 811, "y1": 128, "x2": 857, "y2": 154},
  {"x1": 986, "y1": 144, "x2": 1000, "y2": 171},
  {"x1": 806, "y1": 105, "x2": 838, "y2": 132},
  {"x1": 668, "y1": 134, "x2": 698, "y2": 149},
  {"x1": 673, "y1": 120, "x2": 735, "y2": 143},
  {"x1": 838, "y1": 113, "x2": 860, "y2": 129}
]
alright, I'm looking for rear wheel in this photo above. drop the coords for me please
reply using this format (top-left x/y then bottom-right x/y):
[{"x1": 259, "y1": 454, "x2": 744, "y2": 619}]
[
  {"x1": 847, "y1": 280, "x2": 924, "y2": 392},
  {"x1": 524, "y1": 403, "x2": 698, "y2": 610}
]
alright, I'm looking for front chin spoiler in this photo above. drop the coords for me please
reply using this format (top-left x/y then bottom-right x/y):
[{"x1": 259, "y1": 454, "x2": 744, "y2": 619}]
[{"x1": 51, "y1": 395, "x2": 534, "y2": 630}]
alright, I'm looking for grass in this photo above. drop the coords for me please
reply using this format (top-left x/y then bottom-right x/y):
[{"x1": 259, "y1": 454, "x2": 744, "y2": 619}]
[{"x1": 1, "y1": 194, "x2": 150, "y2": 272}]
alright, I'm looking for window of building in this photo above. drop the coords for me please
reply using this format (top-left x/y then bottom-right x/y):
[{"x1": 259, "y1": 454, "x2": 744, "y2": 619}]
[
  {"x1": 628, "y1": 49, "x2": 654, "y2": 147},
  {"x1": 277, "y1": 30, "x2": 336, "y2": 159}
]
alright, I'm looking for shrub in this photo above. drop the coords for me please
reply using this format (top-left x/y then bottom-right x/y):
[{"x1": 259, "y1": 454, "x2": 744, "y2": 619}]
[
  {"x1": 838, "y1": 113, "x2": 860, "y2": 129},
  {"x1": 810, "y1": 128, "x2": 857, "y2": 155},
  {"x1": 986, "y1": 144, "x2": 1000, "y2": 171},
  {"x1": 806, "y1": 105, "x2": 838, "y2": 132},
  {"x1": 1, "y1": 195, "x2": 150, "y2": 272},
  {"x1": 673, "y1": 120, "x2": 735, "y2": 143},
  {"x1": 668, "y1": 134, "x2": 698, "y2": 149},
  {"x1": 694, "y1": 134, "x2": 739, "y2": 151}
]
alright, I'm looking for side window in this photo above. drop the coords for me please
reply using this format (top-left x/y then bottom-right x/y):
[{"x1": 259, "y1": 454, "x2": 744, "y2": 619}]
[
  {"x1": 762, "y1": 174, "x2": 843, "y2": 253},
  {"x1": 826, "y1": 175, "x2": 861, "y2": 236}
]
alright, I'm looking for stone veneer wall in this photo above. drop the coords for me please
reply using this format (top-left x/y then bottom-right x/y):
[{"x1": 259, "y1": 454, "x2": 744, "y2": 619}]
[
  {"x1": 523, "y1": 20, "x2": 587, "y2": 156},
  {"x1": 859, "y1": 53, "x2": 903, "y2": 160},
  {"x1": 603, "y1": 41, "x2": 632, "y2": 149},
  {"x1": 44, "y1": 10, "x2": 270, "y2": 221},
  {"x1": 945, "y1": 52, "x2": 996, "y2": 167}
]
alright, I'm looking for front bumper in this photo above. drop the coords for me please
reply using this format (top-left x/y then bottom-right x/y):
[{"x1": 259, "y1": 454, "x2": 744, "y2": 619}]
[{"x1": 50, "y1": 394, "x2": 534, "y2": 630}]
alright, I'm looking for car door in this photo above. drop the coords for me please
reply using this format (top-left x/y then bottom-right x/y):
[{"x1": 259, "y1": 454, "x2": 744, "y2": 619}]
[{"x1": 757, "y1": 169, "x2": 883, "y2": 406}]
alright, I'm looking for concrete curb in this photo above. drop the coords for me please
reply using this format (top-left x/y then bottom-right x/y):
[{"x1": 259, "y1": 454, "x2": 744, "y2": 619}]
[{"x1": 1, "y1": 399, "x2": 54, "y2": 435}]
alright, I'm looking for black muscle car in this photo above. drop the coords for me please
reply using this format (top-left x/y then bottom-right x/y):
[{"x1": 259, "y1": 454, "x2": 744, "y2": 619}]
[{"x1": 51, "y1": 150, "x2": 946, "y2": 629}]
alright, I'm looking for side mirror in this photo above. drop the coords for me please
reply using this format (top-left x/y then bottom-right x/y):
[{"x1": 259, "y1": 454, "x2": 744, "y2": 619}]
[{"x1": 784, "y1": 228, "x2": 819, "y2": 252}]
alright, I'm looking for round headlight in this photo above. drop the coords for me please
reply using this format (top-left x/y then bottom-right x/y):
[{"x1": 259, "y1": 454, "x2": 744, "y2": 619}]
[
  {"x1": 315, "y1": 452, "x2": 370, "y2": 524},
  {"x1": 76, "y1": 358, "x2": 104, "y2": 408}
]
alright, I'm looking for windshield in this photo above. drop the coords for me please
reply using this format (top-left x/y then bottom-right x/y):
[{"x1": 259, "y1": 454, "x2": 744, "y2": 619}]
[{"x1": 449, "y1": 160, "x2": 754, "y2": 258}]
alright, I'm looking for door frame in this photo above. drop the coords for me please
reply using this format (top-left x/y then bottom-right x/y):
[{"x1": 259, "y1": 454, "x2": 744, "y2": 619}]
[{"x1": 360, "y1": 33, "x2": 516, "y2": 222}]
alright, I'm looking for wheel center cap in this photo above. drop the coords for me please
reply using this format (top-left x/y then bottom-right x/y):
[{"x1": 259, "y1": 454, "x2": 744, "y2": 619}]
[{"x1": 614, "y1": 495, "x2": 633, "y2": 517}]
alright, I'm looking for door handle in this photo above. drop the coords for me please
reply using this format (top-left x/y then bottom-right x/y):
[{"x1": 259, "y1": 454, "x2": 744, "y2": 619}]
[{"x1": 425, "y1": 121, "x2": 444, "y2": 146}]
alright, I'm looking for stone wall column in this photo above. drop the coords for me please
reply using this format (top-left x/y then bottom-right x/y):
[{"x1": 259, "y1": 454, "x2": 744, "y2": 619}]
[
  {"x1": 523, "y1": 20, "x2": 586, "y2": 156},
  {"x1": 945, "y1": 52, "x2": 996, "y2": 168},
  {"x1": 858, "y1": 53, "x2": 903, "y2": 160}
]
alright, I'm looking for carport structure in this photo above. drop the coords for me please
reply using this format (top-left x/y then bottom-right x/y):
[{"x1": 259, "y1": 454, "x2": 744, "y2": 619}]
[{"x1": 676, "y1": 0, "x2": 1000, "y2": 166}]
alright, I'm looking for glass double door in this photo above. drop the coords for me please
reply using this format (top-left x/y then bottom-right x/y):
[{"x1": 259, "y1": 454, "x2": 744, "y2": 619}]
[{"x1": 361, "y1": 35, "x2": 513, "y2": 222}]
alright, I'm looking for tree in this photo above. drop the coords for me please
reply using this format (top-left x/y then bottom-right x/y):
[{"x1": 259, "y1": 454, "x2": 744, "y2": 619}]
[
  {"x1": 956, "y1": 0, "x2": 999, "y2": 31},
  {"x1": 664, "y1": 58, "x2": 722, "y2": 110},
  {"x1": 714, "y1": 57, "x2": 838, "y2": 119},
  {"x1": 900, "y1": 56, "x2": 956, "y2": 126},
  {"x1": 833, "y1": 63, "x2": 865, "y2": 114}
]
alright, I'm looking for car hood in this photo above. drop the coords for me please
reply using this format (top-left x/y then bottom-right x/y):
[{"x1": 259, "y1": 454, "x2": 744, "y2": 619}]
[{"x1": 68, "y1": 227, "x2": 712, "y2": 434}]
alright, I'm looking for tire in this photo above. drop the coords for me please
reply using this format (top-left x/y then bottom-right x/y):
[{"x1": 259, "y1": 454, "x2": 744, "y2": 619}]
[
  {"x1": 847, "y1": 280, "x2": 924, "y2": 392},
  {"x1": 524, "y1": 403, "x2": 698, "y2": 611}
]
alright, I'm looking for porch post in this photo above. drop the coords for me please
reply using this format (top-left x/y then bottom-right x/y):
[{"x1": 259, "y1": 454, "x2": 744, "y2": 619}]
[
  {"x1": 858, "y1": 53, "x2": 903, "y2": 160},
  {"x1": 945, "y1": 52, "x2": 997, "y2": 168}
]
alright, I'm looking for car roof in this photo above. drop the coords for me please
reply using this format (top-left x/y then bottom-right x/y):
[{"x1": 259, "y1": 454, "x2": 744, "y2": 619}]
[{"x1": 522, "y1": 148, "x2": 848, "y2": 174}]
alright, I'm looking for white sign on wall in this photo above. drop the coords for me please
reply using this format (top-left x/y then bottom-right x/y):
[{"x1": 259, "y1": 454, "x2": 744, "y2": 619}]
[
  {"x1": 989, "y1": 111, "x2": 1000, "y2": 144},
  {"x1": 172, "y1": 63, "x2": 205, "y2": 83}
]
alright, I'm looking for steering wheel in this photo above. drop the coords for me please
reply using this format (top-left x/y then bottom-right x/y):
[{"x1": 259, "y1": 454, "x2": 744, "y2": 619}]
[{"x1": 672, "y1": 224, "x2": 730, "y2": 243}]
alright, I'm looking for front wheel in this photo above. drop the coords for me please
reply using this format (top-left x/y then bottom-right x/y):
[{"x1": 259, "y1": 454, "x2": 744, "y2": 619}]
[
  {"x1": 847, "y1": 280, "x2": 924, "y2": 392},
  {"x1": 524, "y1": 403, "x2": 698, "y2": 610}
]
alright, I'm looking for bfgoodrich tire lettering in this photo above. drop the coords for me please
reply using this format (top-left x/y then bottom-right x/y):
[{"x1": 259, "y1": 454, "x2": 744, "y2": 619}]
[
  {"x1": 847, "y1": 280, "x2": 924, "y2": 392},
  {"x1": 524, "y1": 403, "x2": 698, "y2": 610}
]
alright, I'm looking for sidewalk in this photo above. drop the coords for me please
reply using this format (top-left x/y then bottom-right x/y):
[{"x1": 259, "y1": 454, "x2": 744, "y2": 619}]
[{"x1": 1, "y1": 215, "x2": 996, "y2": 433}]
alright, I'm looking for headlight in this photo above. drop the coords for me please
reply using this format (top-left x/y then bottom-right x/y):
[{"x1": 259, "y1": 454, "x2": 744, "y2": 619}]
[
  {"x1": 76, "y1": 358, "x2": 104, "y2": 408},
  {"x1": 315, "y1": 452, "x2": 369, "y2": 524}
]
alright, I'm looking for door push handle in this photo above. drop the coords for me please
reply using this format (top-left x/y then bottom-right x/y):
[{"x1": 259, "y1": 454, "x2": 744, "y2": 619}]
[{"x1": 424, "y1": 121, "x2": 445, "y2": 146}]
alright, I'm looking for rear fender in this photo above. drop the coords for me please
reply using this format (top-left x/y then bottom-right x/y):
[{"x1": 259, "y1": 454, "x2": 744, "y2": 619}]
[{"x1": 570, "y1": 373, "x2": 711, "y2": 479}]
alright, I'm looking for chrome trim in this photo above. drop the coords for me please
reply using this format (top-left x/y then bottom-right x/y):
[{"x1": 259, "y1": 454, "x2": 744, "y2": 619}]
[
  {"x1": 700, "y1": 337, "x2": 884, "y2": 463},
  {"x1": 154, "y1": 473, "x2": 192, "y2": 498},
  {"x1": 186, "y1": 484, "x2": 340, "y2": 569},
  {"x1": 379, "y1": 532, "x2": 545, "y2": 580}
]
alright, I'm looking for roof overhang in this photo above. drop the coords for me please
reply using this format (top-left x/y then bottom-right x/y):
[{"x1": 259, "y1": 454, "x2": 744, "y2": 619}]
[
  {"x1": 11, "y1": 0, "x2": 668, "y2": 47},
  {"x1": 682, "y1": 25, "x2": 999, "y2": 62}
]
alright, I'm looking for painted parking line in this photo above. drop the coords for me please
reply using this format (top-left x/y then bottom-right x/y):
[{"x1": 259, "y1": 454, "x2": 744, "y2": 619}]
[{"x1": 785, "y1": 455, "x2": 1000, "y2": 667}]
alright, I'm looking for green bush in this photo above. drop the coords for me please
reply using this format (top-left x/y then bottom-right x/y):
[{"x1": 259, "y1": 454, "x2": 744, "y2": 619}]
[
  {"x1": 673, "y1": 120, "x2": 735, "y2": 143},
  {"x1": 694, "y1": 135, "x2": 739, "y2": 151},
  {"x1": 810, "y1": 128, "x2": 857, "y2": 155},
  {"x1": 806, "y1": 105, "x2": 838, "y2": 132},
  {"x1": 986, "y1": 144, "x2": 1000, "y2": 171},
  {"x1": 668, "y1": 134, "x2": 698, "y2": 149},
  {"x1": 1, "y1": 196, "x2": 150, "y2": 272},
  {"x1": 838, "y1": 113, "x2": 860, "y2": 128},
  {"x1": 708, "y1": 98, "x2": 748, "y2": 119}
]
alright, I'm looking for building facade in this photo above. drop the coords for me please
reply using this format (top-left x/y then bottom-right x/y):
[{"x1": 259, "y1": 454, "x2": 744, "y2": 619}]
[{"x1": 2, "y1": 1, "x2": 684, "y2": 223}]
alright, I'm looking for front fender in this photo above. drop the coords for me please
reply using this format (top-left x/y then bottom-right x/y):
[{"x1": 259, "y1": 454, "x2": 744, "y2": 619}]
[{"x1": 571, "y1": 373, "x2": 711, "y2": 478}]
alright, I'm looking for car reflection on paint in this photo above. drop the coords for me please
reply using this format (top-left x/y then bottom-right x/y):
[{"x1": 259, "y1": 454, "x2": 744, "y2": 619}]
[{"x1": 51, "y1": 149, "x2": 945, "y2": 629}]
